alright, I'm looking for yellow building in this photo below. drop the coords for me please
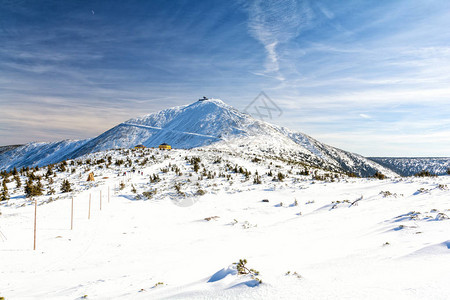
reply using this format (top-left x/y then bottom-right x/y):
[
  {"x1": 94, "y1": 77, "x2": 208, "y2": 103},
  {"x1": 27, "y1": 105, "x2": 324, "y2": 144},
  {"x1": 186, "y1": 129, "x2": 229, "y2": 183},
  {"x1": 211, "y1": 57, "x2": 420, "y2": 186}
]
[
  {"x1": 134, "y1": 144, "x2": 145, "y2": 149},
  {"x1": 158, "y1": 143, "x2": 172, "y2": 150}
]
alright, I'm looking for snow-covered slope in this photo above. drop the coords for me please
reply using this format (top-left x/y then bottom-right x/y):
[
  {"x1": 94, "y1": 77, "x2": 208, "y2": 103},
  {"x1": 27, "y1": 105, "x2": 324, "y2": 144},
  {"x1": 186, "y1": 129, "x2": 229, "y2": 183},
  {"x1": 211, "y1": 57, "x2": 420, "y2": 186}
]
[
  {"x1": 0, "y1": 99, "x2": 395, "y2": 177},
  {"x1": 1, "y1": 147, "x2": 449, "y2": 299},
  {"x1": 0, "y1": 139, "x2": 90, "y2": 170}
]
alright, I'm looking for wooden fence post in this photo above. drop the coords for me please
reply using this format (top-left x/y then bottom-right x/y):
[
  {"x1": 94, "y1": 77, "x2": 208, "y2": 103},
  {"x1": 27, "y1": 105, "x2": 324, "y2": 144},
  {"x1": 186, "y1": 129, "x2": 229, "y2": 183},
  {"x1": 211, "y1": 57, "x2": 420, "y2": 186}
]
[
  {"x1": 71, "y1": 197, "x2": 74, "y2": 230},
  {"x1": 33, "y1": 198, "x2": 37, "y2": 250},
  {"x1": 88, "y1": 193, "x2": 91, "y2": 220}
]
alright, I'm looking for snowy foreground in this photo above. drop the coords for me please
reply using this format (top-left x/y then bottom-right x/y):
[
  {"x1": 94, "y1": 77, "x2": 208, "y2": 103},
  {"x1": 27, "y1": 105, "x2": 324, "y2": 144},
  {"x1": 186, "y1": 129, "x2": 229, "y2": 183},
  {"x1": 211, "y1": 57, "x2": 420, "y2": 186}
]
[{"x1": 1, "y1": 148, "x2": 449, "y2": 299}]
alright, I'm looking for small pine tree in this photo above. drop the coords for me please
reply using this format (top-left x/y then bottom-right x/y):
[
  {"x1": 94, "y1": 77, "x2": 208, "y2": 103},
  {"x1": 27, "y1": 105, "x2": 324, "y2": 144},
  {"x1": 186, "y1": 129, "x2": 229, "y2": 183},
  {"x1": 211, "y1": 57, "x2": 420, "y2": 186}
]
[
  {"x1": 253, "y1": 175, "x2": 262, "y2": 184},
  {"x1": 58, "y1": 162, "x2": 66, "y2": 172},
  {"x1": 60, "y1": 179, "x2": 72, "y2": 193},
  {"x1": 233, "y1": 259, "x2": 261, "y2": 283},
  {"x1": 46, "y1": 165, "x2": 53, "y2": 178},
  {"x1": 24, "y1": 178, "x2": 43, "y2": 198},
  {"x1": 47, "y1": 186, "x2": 55, "y2": 195},
  {"x1": 1, "y1": 179, "x2": 9, "y2": 202},
  {"x1": 193, "y1": 162, "x2": 200, "y2": 173},
  {"x1": 414, "y1": 170, "x2": 433, "y2": 177},
  {"x1": 14, "y1": 175, "x2": 21, "y2": 188},
  {"x1": 373, "y1": 171, "x2": 386, "y2": 180},
  {"x1": 24, "y1": 178, "x2": 33, "y2": 197}
]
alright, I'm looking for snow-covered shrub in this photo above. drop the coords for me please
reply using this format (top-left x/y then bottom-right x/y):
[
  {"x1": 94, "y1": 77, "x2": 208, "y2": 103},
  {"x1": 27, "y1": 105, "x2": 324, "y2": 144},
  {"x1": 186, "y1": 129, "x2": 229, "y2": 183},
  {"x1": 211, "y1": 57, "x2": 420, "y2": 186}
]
[
  {"x1": 380, "y1": 191, "x2": 397, "y2": 198},
  {"x1": 277, "y1": 172, "x2": 285, "y2": 182},
  {"x1": 414, "y1": 170, "x2": 434, "y2": 177},
  {"x1": 373, "y1": 171, "x2": 386, "y2": 180},
  {"x1": 153, "y1": 282, "x2": 164, "y2": 288},
  {"x1": 437, "y1": 184, "x2": 448, "y2": 190},
  {"x1": 435, "y1": 213, "x2": 449, "y2": 221},
  {"x1": 196, "y1": 189, "x2": 206, "y2": 195},
  {"x1": 285, "y1": 271, "x2": 302, "y2": 279},
  {"x1": 142, "y1": 189, "x2": 157, "y2": 199},
  {"x1": 253, "y1": 175, "x2": 262, "y2": 184},
  {"x1": 234, "y1": 259, "x2": 262, "y2": 284}
]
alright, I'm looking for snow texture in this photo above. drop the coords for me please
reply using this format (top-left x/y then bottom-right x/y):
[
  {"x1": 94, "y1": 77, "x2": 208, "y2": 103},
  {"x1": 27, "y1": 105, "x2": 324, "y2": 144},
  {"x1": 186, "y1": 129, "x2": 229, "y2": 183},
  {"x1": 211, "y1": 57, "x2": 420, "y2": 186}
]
[{"x1": 0, "y1": 146, "x2": 449, "y2": 299}]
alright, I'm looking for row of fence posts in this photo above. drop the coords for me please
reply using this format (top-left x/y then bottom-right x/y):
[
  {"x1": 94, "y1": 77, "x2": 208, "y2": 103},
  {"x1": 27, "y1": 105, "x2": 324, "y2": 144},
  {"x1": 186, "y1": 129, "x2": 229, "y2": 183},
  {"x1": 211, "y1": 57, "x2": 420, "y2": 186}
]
[{"x1": 33, "y1": 186, "x2": 111, "y2": 250}]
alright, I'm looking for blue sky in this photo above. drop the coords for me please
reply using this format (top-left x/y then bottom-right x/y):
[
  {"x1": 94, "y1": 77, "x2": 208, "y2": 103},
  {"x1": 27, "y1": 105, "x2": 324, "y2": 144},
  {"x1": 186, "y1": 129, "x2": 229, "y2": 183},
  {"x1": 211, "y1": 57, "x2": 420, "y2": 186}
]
[{"x1": 1, "y1": 0, "x2": 449, "y2": 156}]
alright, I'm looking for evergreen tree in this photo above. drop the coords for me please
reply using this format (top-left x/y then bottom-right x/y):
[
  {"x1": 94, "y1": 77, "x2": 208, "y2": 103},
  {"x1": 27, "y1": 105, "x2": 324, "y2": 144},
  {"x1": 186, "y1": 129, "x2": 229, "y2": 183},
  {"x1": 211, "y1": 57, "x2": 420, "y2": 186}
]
[
  {"x1": 47, "y1": 185, "x2": 55, "y2": 195},
  {"x1": 60, "y1": 179, "x2": 72, "y2": 193},
  {"x1": 193, "y1": 162, "x2": 200, "y2": 173},
  {"x1": 58, "y1": 163, "x2": 66, "y2": 172},
  {"x1": 414, "y1": 170, "x2": 433, "y2": 177},
  {"x1": 14, "y1": 175, "x2": 21, "y2": 188},
  {"x1": 373, "y1": 171, "x2": 386, "y2": 180},
  {"x1": 1, "y1": 179, "x2": 9, "y2": 202},
  {"x1": 253, "y1": 175, "x2": 262, "y2": 184},
  {"x1": 24, "y1": 177, "x2": 43, "y2": 198},
  {"x1": 46, "y1": 165, "x2": 53, "y2": 178},
  {"x1": 24, "y1": 178, "x2": 33, "y2": 197},
  {"x1": 36, "y1": 178, "x2": 43, "y2": 193}
]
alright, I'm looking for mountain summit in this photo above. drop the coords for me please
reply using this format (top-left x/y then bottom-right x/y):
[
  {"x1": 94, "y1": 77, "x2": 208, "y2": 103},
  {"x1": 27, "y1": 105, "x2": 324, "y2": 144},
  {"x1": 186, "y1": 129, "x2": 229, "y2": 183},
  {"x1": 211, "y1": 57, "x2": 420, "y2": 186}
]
[{"x1": 0, "y1": 99, "x2": 396, "y2": 176}]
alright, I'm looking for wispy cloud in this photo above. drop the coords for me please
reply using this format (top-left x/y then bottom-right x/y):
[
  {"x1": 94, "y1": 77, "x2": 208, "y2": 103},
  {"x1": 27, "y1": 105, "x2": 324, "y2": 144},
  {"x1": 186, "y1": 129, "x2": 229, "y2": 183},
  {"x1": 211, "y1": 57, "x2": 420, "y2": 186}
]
[{"x1": 246, "y1": 0, "x2": 312, "y2": 78}]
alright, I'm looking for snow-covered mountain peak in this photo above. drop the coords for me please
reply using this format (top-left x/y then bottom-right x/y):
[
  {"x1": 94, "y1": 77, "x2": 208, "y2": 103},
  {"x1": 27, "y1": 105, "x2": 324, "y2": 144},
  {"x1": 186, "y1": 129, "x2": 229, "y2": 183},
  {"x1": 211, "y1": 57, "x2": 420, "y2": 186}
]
[
  {"x1": 121, "y1": 98, "x2": 255, "y2": 141},
  {"x1": 125, "y1": 98, "x2": 235, "y2": 125},
  {"x1": 0, "y1": 98, "x2": 399, "y2": 177}
]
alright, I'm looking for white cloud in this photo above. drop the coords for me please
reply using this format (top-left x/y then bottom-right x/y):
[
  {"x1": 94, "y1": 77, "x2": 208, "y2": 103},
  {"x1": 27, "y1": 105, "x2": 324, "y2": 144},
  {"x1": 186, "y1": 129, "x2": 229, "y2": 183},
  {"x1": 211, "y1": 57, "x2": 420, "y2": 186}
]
[{"x1": 246, "y1": 0, "x2": 312, "y2": 77}]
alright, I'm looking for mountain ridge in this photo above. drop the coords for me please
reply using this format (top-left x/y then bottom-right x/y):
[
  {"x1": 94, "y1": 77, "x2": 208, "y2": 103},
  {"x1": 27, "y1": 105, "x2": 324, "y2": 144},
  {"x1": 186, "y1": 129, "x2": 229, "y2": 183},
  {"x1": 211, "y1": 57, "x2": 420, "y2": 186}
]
[{"x1": 0, "y1": 98, "x2": 396, "y2": 177}]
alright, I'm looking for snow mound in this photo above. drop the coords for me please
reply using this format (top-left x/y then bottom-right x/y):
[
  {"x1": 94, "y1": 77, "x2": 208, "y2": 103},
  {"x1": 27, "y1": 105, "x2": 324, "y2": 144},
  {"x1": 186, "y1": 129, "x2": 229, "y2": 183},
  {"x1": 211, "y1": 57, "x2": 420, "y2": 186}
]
[
  {"x1": 405, "y1": 240, "x2": 450, "y2": 258},
  {"x1": 208, "y1": 265, "x2": 237, "y2": 283}
]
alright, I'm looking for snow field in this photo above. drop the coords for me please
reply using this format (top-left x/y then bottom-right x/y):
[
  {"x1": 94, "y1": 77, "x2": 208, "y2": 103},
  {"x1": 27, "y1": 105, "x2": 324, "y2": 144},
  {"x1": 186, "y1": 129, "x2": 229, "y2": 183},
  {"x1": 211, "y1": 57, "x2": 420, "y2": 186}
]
[{"x1": 1, "y1": 148, "x2": 449, "y2": 299}]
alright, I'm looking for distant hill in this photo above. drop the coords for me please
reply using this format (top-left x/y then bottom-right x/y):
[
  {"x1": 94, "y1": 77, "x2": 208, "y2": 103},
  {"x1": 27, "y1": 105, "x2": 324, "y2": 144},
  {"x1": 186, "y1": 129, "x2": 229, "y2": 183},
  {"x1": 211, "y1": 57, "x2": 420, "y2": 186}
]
[{"x1": 368, "y1": 157, "x2": 450, "y2": 176}]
